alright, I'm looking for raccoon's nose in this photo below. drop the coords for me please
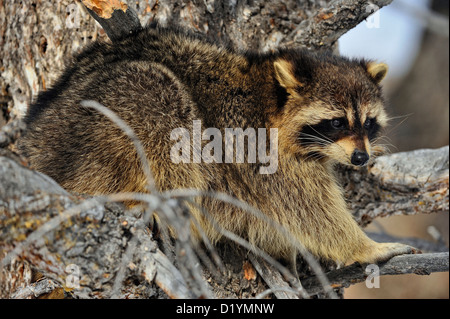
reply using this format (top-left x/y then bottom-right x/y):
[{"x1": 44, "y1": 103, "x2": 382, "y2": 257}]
[{"x1": 351, "y1": 150, "x2": 369, "y2": 166}]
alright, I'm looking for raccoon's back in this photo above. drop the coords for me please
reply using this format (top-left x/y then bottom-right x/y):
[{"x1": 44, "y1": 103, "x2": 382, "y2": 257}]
[
  {"x1": 19, "y1": 60, "x2": 198, "y2": 194},
  {"x1": 25, "y1": 27, "x2": 253, "y2": 129},
  {"x1": 20, "y1": 27, "x2": 262, "y2": 194}
]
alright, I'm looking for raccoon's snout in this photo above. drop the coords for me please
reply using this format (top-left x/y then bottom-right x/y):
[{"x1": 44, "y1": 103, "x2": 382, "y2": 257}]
[{"x1": 351, "y1": 150, "x2": 369, "y2": 166}]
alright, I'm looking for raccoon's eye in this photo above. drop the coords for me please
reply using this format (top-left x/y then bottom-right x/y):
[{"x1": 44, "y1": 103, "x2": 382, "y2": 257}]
[
  {"x1": 331, "y1": 118, "x2": 345, "y2": 129},
  {"x1": 364, "y1": 118, "x2": 375, "y2": 130}
]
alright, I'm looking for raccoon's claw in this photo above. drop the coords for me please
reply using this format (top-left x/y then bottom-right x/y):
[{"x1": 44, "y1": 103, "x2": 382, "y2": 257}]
[{"x1": 409, "y1": 246, "x2": 422, "y2": 255}]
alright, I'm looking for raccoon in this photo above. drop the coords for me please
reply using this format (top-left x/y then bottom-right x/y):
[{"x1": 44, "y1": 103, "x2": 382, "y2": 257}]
[{"x1": 19, "y1": 26, "x2": 417, "y2": 272}]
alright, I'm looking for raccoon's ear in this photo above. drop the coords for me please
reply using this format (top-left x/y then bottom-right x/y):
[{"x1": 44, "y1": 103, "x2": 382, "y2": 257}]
[
  {"x1": 273, "y1": 59, "x2": 303, "y2": 90},
  {"x1": 366, "y1": 62, "x2": 388, "y2": 84}
]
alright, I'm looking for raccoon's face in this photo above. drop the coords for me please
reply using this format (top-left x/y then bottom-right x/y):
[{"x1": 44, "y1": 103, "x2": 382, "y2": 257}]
[{"x1": 271, "y1": 51, "x2": 389, "y2": 167}]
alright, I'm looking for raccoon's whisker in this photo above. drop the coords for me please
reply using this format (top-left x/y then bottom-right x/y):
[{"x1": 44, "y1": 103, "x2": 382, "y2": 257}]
[
  {"x1": 372, "y1": 135, "x2": 397, "y2": 152},
  {"x1": 304, "y1": 126, "x2": 334, "y2": 144},
  {"x1": 300, "y1": 145, "x2": 329, "y2": 152},
  {"x1": 298, "y1": 138, "x2": 329, "y2": 146},
  {"x1": 383, "y1": 114, "x2": 411, "y2": 137},
  {"x1": 300, "y1": 144, "x2": 328, "y2": 149},
  {"x1": 373, "y1": 134, "x2": 394, "y2": 144},
  {"x1": 303, "y1": 151, "x2": 327, "y2": 162},
  {"x1": 385, "y1": 113, "x2": 413, "y2": 124},
  {"x1": 298, "y1": 142, "x2": 329, "y2": 151},
  {"x1": 299, "y1": 133, "x2": 332, "y2": 145},
  {"x1": 298, "y1": 134, "x2": 329, "y2": 141},
  {"x1": 282, "y1": 126, "x2": 331, "y2": 143},
  {"x1": 374, "y1": 143, "x2": 396, "y2": 155},
  {"x1": 372, "y1": 138, "x2": 395, "y2": 150}
]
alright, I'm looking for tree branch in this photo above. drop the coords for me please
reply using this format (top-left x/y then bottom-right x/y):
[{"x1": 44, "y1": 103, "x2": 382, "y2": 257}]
[
  {"x1": 340, "y1": 146, "x2": 449, "y2": 226},
  {"x1": 81, "y1": 0, "x2": 142, "y2": 43},
  {"x1": 249, "y1": 254, "x2": 300, "y2": 299},
  {"x1": 78, "y1": 0, "x2": 395, "y2": 50},
  {"x1": 301, "y1": 252, "x2": 449, "y2": 295},
  {"x1": 283, "y1": 0, "x2": 394, "y2": 49}
]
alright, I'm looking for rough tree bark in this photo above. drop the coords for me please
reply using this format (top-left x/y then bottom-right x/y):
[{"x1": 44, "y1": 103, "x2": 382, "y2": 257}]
[{"x1": 1, "y1": 0, "x2": 449, "y2": 299}]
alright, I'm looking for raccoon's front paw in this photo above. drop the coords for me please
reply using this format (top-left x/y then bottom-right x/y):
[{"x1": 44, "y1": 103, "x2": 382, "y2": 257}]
[
  {"x1": 377, "y1": 242, "x2": 421, "y2": 263},
  {"x1": 360, "y1": 242, "x2": 421, "y2": 264}
]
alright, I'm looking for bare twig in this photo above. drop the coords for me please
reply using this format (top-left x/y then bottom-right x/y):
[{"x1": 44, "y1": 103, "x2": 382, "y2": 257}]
[
  {"x1": 10, "y1": 278, "x2": 58, "y2": 299},
  {"x1": 254, "y1": 286, "x2": 300, "y2": 300},
  {"x1": 0, "y1": 189, "x2": 195, "y2": 298},
  {"x1": 249, "y1": 254, "x2": 300, "y2": 299},
  {"x1": 79, "y1": 104, "x2": 214, "y2": 297},
  {"x1": 0, "y1": 141, "x2": 446, "y2": 296},
  {"x1": 184, "y1": 198, "x2": 311, "y2": 299},
  {"x1": 157, "y1": 200, "x2": 213, "y2": 298},
  {"x1": 2, "y1": 142, "x2": 448, "y2": 298},
  {"x1": 2, "y1": 0, "x2": 448, "y2": 300}
]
